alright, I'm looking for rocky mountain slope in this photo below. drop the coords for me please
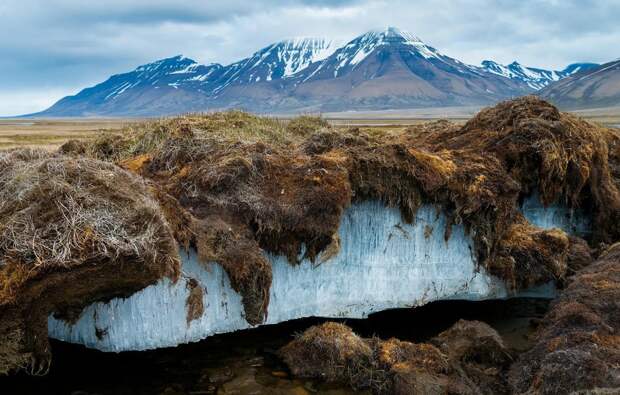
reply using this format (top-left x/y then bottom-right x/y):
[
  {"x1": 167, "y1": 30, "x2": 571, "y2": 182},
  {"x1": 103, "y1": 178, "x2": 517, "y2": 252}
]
[
  {"x1": 34, "y1": 27, "x2": 599, "y2": 116},
  {"x1": 539, "y1": 59, "x2": 620, "y2": 109}
]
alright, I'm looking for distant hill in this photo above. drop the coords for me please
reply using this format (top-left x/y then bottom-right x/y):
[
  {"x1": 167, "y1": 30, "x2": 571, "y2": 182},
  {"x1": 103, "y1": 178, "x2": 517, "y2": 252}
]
[
  {"x1": 33, "y1": 27, "x2": 600, "y2": 117},
  {"x1": 539, "y1": 60, "x2": 620, "y2": 109}
]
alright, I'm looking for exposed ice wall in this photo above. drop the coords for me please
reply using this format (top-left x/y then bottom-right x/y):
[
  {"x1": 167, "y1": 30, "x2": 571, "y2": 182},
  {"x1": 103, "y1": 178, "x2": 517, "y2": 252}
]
[
  {"x1": 48, "y1": 198, "x2": 586, "y2": 352},
  {"x1": 521, "y1": 192, "x2": 591, "y2": 238}
]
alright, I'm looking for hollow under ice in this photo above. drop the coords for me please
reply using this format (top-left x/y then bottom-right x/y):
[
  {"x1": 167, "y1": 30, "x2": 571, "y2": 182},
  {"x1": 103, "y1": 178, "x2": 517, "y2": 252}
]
[{"x1": 48, "y1": 196, "x2": 590, "y2": 352}]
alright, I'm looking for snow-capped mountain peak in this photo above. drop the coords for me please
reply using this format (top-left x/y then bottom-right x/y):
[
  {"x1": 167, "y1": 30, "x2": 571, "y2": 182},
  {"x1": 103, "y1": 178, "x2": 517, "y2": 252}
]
[
  {"x1": 134, "y1": 55, "x2": 197, "y2": 74},
  {"x1": 212, "y1": 37, "x2": 338, "y2": 90},
  {"x1": 338, "y1": 27, "x2": 441, "y2": 66},
  {"x1": 561, "y1": 63, "x2": 600, "y2": 76},
  {"x1": 89, "y1": 55, "x2": 225, "y2": 102},
  {"x1": 298, "y1": 26, "x2": 452, "y2": 80},
  {"x1": 482, "y1": 60, "x2": 559, "y2": 90},
  {"x1": 272, "y1": 37, "x2": 339, "y2": 77},
  {"x1": 481, "y1": 60, "x2": 510, "y2": 76},
  {"x1": 377, "y1": 26, "x2": 424, "y2": 44},
  {"x1": 481, "y1": 60, "x2": 600, "y2": 90}
]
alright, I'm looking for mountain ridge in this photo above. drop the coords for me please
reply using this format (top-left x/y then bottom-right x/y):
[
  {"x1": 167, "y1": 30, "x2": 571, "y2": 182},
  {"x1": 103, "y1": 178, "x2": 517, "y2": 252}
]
[
  {"x1": 480, "y1": 60, "x2": 598, "y2": 90},
  {"x1": 34, "y1": 27, "x2": 603, "y2": 117},
  {"x1": 539, "y1": 59, "x2": 620, "y2": 109}
]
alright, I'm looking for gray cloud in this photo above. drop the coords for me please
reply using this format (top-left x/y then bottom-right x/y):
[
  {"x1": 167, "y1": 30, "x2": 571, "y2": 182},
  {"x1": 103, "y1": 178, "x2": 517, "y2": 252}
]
[{"x1": 1, "y1": 0, "x2": 618, "y2": 115}]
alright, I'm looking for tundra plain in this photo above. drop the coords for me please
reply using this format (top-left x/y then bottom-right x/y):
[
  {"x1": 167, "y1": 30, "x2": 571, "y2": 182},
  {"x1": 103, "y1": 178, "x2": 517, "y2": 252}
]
[{"x1": 1, "y1": 106, "x2": 619, "y2": 150}]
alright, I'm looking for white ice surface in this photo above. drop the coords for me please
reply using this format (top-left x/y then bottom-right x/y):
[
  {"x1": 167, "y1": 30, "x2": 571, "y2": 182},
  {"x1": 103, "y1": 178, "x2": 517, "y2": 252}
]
[
  {"x1": 521, "y1": 192, "x2": 591, "y2": 238},
  {"x1": 48, "y1": 198, "x2": 587, "y2": 352}
]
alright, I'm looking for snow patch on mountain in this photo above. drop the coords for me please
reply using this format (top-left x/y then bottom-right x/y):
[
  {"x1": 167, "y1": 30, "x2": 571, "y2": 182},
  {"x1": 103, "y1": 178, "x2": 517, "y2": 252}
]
[
  {"x1": 211, "y1": 37, "x2": 337, "y2": 91},
  {"x1": 280, "y1": 38, "x2": 338, "y2": 77}
]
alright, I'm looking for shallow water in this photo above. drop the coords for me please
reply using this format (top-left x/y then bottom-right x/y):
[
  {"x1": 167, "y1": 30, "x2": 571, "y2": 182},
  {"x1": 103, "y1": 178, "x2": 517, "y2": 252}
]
[
  {"x1": 1, "y1": 298, "x2": 549, "y2": 395},
  {"x1": 0, "y1": 121, "x2": 35, "y2": 126}
]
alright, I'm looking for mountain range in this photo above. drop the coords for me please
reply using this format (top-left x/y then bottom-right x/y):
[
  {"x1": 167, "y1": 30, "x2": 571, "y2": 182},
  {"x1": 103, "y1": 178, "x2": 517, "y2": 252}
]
[
  {"x1": 34, "y1": 27, "x2": 603, "y2": 117},
  {"x1": 480, "y1": 60, "x2": 598, "y2": 90},
  {"x1": 539, "y1": 59, "x2": 620, "y2": 109}
]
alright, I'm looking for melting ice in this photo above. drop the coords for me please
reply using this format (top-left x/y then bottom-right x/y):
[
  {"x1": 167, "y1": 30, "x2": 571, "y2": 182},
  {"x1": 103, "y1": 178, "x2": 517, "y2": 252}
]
[{"x1": 48, "y1": 197, "x2": 590, "y2": 352}]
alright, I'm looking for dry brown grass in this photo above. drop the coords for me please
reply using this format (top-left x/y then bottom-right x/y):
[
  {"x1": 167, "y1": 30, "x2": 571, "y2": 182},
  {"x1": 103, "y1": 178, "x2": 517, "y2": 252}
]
[
  {"x1": 0, "y1": 148, "x2": 180, "y2": 375},
  {"x1": 0, "y1": 150, "x2": 178, "y2": 287},
  {"x1": 279, "y1": 322, "x2": 375, "y2": 389}
]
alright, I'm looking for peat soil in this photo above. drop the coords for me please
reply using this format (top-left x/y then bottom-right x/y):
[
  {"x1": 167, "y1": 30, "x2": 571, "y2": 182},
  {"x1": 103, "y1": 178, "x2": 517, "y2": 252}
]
[{"x1": 0, "y1": 298, "x2": 549, "y2": 395}]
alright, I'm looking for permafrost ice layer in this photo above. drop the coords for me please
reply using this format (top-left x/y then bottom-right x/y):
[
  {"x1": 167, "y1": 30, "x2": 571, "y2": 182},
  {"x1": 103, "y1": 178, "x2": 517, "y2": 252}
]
[
  {"x1": 48, "y1": 197, "x2": 590, "y2": 352},
  {"x1": 521, "y1": 191, "x2": 591, "y2": 237}
]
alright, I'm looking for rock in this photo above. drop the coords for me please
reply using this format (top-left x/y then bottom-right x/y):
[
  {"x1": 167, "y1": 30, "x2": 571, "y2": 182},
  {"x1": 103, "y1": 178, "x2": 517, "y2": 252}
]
[
  {"x1": 216, "y1": 365, "x2": 310, "y2": 395},
  {"x1": 201, "y1": 365, "x2": 234, "y2": 385}
]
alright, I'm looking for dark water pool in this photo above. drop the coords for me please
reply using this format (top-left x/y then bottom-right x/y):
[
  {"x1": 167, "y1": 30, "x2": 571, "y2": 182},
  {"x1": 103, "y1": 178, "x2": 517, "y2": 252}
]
[{"x1": 0, "y1": 298, "x2": 550, "y2": 395}]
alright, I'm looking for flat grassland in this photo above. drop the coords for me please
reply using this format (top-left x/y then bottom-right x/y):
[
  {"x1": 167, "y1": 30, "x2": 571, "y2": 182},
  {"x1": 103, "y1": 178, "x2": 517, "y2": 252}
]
[
  {"x1": 0, "y1": 119, "x2": 142, "y2": 150},
  {"x1": 1, "y1": 106, "x2": 619, "y2": 150}
]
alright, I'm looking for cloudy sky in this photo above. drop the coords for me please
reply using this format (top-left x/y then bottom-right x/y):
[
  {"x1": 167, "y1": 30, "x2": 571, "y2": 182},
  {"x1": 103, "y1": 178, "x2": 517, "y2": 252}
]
[{"x1": 1, "y1": 0, "x2": 618, "y2": 115}]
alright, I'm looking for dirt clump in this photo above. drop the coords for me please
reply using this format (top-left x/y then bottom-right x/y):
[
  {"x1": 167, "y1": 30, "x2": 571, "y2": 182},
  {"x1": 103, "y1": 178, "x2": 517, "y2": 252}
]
[
  {"x1": 509, "y1": 243, "x2": 620, "y2": 395},
  {"x1": 0, "y1": 149, "x2": 179, "y2": 375},
  {"x1": 280, "y1": 320, "x2": 514, "y2": 394},
  {"x1": 278, "y1": 322, "x2": 374, "y2": 388},
  {"x1": 566, "y1": 235, "x2": 593, "y2": 275},
  {"x1": 185, "y1": 278, "x2": 205, "y2": 325},
  {"x1": 430, "y1": 319, "x2": 514, "y2": 394}
]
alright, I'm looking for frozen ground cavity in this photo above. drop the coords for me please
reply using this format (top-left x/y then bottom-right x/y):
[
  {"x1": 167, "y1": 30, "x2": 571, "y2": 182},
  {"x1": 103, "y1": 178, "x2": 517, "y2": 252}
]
[
  {"x1": 48, "y1": 199, "x2": 578, "y2": 352},
  {"x1": 521, "y1": 192, "x2": 591, "y2": 237}
]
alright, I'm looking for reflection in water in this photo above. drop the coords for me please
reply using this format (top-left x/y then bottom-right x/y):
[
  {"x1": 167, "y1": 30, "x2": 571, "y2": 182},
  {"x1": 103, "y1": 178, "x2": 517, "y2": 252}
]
[{"x1": 1, "y1": 298, "x2": 549, "y2": 395}]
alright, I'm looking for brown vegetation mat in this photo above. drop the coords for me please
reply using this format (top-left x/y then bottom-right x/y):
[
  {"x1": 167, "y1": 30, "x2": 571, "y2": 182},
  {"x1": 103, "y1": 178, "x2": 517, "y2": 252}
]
[
  {"x1": 59, "y1": 97, "x2": 620, "y2": 323},
  {"x1": 509, "y1": 243, "x2": 620, "y2": 394},
  {"x1": 0, "y1": 149, "x2": 180, "y2": 375},
  {"x1": 415, "y1": 97, "x2": 620, "y2": 244},
  {"x1": 279, "y1": 320, "x2": 514, "y2": 394}
]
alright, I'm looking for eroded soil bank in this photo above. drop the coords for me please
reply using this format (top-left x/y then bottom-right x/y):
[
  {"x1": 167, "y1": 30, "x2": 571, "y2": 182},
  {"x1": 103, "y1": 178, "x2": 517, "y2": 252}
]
[
  {"x1": 0, "y1": 298, "x2": 548, "y2": 395},
  {"x1": 2, "y1": 97, "x2": 620, "y2": 384}
]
